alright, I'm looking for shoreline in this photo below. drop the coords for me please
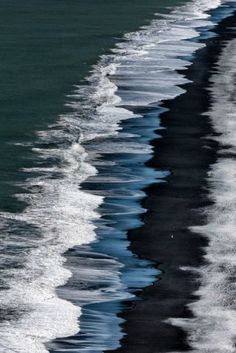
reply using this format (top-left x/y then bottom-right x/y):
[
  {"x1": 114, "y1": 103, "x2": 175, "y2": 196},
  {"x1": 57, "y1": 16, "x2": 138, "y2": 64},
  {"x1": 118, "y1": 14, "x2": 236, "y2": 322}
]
[{"x1": 106, "y1": 10, "x2": 236, "y2": 353}]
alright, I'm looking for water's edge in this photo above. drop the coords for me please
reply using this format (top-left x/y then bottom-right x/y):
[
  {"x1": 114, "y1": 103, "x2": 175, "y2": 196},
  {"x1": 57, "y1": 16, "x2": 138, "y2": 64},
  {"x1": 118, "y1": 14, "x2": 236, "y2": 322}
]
[
  {"x1": 105, "y1": 6, "x2": 236, "y2": 353},
  {"x1": 49, "y1": 3, "x2": 236, "y2": 353}
]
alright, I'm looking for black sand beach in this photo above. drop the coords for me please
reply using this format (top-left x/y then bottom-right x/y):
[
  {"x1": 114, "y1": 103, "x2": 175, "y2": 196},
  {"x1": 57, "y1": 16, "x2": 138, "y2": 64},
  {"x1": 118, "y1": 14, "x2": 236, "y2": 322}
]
[{"x1": 107, "y1": 10, "x2": 236, "y2": 353}]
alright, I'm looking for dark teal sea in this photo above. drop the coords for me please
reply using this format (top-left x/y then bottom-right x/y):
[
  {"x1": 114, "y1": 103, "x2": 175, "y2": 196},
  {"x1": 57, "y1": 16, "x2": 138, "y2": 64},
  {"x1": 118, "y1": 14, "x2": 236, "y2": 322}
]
[{"x1": 0, "y1": 0, "x2": 184, "y2": 211}]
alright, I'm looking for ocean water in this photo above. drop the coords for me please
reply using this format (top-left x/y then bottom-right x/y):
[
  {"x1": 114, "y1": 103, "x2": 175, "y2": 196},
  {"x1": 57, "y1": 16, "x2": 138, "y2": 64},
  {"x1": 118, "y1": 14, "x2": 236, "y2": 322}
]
[{"x1": 0, "y1": 0, "x2": 235, "y2": 353}]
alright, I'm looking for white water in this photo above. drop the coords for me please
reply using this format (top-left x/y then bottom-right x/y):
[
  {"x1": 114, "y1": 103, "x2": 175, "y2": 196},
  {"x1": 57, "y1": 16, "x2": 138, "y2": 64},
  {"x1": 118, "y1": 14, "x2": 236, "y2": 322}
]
[
  {"x1": 0, "y1": 0, "x2": 233, "y2": 352},
  {"x1": 168, "y1": 35, "x2": 236, "y2": 353}
]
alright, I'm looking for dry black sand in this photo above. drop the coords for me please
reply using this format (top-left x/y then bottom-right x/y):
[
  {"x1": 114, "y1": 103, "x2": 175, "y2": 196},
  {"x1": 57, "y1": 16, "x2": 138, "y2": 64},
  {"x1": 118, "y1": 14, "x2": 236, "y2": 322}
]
[{"x1": 107, "y1": 10, "x2": 236, "y2": 353}]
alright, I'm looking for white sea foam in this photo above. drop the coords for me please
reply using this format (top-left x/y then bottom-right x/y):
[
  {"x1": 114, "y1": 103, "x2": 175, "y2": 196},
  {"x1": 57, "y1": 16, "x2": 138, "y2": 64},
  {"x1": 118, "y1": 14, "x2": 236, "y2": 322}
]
[
  {"x1": 1, "y1": 0, "x2": 233, "y2": 352},
  {"x1": 167, "y1": 37, "x2": 236, "y2": 353},
  {"x1": 0, "y1": 145, "x2": 103, "y2": 353}
]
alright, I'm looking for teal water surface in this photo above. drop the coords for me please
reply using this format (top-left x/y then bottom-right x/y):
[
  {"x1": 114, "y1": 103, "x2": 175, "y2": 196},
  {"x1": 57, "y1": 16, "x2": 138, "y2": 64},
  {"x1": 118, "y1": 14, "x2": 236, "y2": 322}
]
[{"x1": 0, "y1": 0, "x2": 186, "y2": 211}]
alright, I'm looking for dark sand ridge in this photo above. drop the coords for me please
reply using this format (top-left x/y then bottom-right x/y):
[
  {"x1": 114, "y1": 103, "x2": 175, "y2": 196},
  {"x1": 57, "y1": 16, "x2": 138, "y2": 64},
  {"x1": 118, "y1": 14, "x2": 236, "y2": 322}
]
[{"x1": 106, "y1": 10, "x2": 236, "y2": 353}]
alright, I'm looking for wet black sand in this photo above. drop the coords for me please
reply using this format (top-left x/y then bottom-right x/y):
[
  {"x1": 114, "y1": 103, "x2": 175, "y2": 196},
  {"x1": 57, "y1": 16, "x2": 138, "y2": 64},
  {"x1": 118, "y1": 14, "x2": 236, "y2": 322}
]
[{"x1": 106, "y1": 10, "x2": 236, "y2": 353}]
